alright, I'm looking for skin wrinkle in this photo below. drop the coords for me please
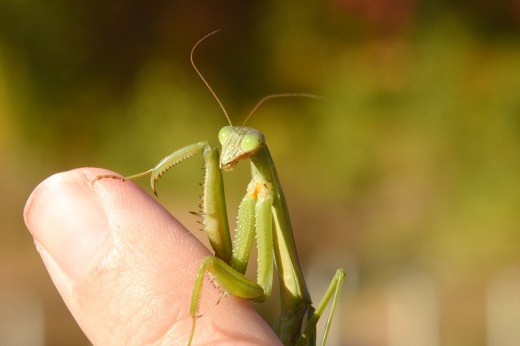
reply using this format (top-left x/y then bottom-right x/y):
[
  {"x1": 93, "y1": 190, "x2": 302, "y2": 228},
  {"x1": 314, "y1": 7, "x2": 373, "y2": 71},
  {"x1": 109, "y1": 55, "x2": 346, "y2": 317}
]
[
  {"x1": 125, "y1": 292, "x2": 163, "y2": 344},
  {"x1": 145, "y1": 277, "x2": 245, "y2": 345},
  {"x1": 79, "y1": 254, "x2": 125, "y2": 342},
  {"x1": 77, "y1": 243, "x2": 176, "y2": 345},
  {"x1": 118, "y1": 251, "x2": 179, "y2": 344},
  {"x1": 203, "y1": 306, "x2": 270, "y2": 346},
  {"x1": 144, "y1": 309, "x2": 189, "y2": 345},
  {"x1": 134, "y1": 260, "x2": 194, "y2": 344}
]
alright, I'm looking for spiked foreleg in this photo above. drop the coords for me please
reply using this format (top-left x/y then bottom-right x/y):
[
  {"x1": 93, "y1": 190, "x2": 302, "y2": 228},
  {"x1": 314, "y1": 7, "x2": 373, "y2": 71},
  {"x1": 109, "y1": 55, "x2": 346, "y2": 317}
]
[{"x1": 148, "y1": 142, "x2": 232, "y2": 262}]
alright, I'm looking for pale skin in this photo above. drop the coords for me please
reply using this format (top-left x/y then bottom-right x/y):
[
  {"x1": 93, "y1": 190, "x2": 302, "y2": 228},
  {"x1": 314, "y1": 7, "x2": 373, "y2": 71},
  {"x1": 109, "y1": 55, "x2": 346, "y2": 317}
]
[{"x1": 93, "y1": 31, "x2": 346, "y2": 345}]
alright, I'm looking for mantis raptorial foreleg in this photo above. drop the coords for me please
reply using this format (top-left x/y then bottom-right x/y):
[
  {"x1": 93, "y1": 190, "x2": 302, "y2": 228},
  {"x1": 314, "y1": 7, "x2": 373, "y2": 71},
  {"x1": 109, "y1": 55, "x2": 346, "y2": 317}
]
[
  {"x1": 162, "y1": 143, "x2": 233, "y2": 263},
  {"x1": 94, "y1": 142, "x2": 233, "y2": 263}
]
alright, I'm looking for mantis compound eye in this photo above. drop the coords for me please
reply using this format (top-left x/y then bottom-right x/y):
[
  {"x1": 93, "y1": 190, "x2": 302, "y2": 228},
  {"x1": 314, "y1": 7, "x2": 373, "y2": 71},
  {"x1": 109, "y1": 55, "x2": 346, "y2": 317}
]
[
  {"x1": 241, "y1": 132, "x2": 264, "y2": 153},
  {"x1": 218, "y1": 126, "x2": 232, "y2": 145}
]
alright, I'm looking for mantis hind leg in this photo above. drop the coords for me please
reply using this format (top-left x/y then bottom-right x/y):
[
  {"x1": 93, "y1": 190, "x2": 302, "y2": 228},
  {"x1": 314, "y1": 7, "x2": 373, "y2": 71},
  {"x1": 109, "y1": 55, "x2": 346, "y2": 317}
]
[{"x1": 297, "y1": 268, "x2": 346, "y2": 346}]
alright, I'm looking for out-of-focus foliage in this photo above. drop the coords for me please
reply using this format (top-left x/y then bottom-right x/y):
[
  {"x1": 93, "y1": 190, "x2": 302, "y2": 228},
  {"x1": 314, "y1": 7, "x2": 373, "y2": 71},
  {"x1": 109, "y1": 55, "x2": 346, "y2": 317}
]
[{"x1": 1, "y1": 0, "x2": 519, "y2": 344}]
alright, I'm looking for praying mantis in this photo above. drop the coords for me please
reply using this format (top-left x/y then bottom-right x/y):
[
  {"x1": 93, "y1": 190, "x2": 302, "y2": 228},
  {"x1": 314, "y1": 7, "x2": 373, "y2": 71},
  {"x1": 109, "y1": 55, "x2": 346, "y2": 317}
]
[{"x1": 95, "y1": 31, "x2": 345, "y2": 345}]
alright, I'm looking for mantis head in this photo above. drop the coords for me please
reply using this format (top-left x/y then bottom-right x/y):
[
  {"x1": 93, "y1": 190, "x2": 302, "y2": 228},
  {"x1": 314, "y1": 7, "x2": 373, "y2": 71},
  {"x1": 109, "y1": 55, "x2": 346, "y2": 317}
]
[{"x1": 218, "y1": 126, "x2": 265, "y2": 170}]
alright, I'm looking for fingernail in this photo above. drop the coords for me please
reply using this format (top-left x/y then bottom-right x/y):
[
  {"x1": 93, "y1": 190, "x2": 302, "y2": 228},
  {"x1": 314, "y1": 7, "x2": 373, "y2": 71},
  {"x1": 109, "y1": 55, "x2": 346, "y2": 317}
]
[{"x1": 24, "y1": 170, "x2": 112, "y2": 280}]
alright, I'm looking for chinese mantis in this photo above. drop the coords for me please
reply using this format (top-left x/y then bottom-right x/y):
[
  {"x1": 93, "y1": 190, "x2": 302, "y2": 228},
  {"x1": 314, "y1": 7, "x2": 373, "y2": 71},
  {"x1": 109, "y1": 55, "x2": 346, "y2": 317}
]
[{"x1": 96, "y1": 31, "x2": 345, "y2": 345}]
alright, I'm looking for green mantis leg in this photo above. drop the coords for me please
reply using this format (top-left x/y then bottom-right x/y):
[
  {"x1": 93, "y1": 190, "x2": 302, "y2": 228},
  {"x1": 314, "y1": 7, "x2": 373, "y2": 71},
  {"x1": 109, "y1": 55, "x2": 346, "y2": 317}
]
[
  {"x1": 133, "y1": 142, "x2": 235, "y2": 263},
  {"x1": 297, "y1": 268, "x2": 346, "y2": 346},
  {"x1": 187, "y1": 255, "x2": 265, "y2": 345}
]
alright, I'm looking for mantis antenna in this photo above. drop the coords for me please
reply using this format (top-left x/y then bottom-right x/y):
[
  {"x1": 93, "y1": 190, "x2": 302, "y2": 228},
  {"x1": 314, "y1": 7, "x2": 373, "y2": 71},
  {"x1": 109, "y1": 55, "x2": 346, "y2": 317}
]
[
  {"x1": 191, "y1": 31, "x2": 323, "y2": 127},
  {"x1": 191, "y1": 30, "x2": 233, "y2": 126},
  {"x1": 242, "y1": 93, "x2": 324, "y2": 126}
]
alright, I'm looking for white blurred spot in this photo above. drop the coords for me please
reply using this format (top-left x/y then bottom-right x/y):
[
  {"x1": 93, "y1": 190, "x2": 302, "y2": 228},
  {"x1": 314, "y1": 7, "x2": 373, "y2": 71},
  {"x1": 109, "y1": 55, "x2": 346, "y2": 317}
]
[
  {"x1": 387, "y1": 270, "x2": 439, "y2": 346},
  {"x1": 0, "y1": 288, "x2": 44, "y2": 346},
  {"x1": 487, "y1": 266, "x2": 520, "y2": 346}
]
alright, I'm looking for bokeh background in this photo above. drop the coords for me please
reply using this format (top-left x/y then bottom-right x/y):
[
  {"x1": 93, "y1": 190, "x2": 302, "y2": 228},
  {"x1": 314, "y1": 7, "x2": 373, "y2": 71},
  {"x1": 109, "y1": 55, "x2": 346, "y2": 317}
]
[{"x1": 1, "y1": 1, "x2": 520, "y2": 345}]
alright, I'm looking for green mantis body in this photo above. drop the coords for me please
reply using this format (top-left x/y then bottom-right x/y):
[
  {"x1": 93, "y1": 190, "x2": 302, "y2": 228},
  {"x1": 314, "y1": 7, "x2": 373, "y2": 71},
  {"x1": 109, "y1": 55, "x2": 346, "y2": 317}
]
[{"x1": 97, "y1": 32, "x2": 345, "y2": 345}]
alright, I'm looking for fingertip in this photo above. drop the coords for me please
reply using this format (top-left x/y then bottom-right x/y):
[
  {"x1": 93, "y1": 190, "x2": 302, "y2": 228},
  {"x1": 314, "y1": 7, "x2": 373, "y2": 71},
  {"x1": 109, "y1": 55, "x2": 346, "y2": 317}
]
[{"x1": 23, "y1": 169, "x2": 113, "y2": 280}]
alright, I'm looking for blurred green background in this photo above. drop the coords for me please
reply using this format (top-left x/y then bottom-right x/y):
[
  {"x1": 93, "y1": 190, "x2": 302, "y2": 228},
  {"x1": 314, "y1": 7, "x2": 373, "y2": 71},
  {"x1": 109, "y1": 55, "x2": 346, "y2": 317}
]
[{"x1": 1, "y1": 1, "x2": 520, "y2": 345}]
